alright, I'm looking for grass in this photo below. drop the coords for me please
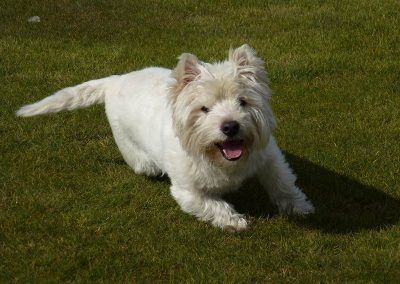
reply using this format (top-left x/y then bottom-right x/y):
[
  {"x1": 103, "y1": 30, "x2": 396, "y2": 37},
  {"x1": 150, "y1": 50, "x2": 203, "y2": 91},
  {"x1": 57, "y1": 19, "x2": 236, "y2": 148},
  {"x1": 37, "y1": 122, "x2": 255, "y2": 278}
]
[{"x1": 1, "y1": 0, "x2": 400, "y2": 282}]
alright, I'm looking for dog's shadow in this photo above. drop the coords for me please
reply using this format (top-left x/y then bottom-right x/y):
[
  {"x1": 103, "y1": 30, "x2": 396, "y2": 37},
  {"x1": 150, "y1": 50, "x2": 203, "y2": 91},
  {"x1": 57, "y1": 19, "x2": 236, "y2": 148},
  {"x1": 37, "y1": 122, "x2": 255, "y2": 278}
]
[{"x1": 224, "y1": 153, "x2": 400, "y2": 234}]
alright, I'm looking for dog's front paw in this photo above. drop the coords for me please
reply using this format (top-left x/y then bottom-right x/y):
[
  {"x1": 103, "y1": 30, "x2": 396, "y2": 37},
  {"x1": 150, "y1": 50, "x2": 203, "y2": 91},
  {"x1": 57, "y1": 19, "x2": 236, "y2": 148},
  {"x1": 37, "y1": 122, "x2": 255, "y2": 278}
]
[
  {"x1": 277, "y1": 197, "x2": 315, "y2": 216},
  {"x1": 291, "y1": 198, "x2": 315, "y2": 216},
  {"x1": 212, "y1": 214, "x2": 249, "y2": 232}
]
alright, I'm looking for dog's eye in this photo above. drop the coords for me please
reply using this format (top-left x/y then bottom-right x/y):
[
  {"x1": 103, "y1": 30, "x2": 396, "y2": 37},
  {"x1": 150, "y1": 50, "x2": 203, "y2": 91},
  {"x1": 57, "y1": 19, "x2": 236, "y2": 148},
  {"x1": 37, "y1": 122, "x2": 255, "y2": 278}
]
[
  {"x1": 201, "y1": 106, "x2": 210, "y2": 113},
  {"x1": 239, "y1": 98, "x2": 247, "y2": 107}
]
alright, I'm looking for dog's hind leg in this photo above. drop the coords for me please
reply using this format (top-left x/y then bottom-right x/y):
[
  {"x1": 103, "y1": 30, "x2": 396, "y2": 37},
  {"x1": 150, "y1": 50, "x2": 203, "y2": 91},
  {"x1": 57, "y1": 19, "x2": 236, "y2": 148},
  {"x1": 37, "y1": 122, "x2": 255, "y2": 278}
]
[
  {"x1": 123, "y1": 144, "x2": 161, "y2": 176},
  {"x1": 170, "y1": 185, "x2": 248, "y2": 231},
  {"x1": 257, "y1": 138, "x2": 315, "y2": 216},
  {"x1": 117, "y1": 139, "x2": 162, "y2": 176},
  {"x1": 107, "y1": 121, "x2": 162, "y2": 176}
]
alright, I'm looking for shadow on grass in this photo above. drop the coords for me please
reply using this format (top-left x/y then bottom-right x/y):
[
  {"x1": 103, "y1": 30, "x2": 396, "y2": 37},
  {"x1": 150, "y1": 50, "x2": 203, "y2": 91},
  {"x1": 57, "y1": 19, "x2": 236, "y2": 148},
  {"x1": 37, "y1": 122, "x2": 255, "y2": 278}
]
[
  {"x1": 124, "y1": 152, "x2": 399, "y2": 234},
  {"x1": 225, "y1": 153, "x2": 400, "y2": 234}
]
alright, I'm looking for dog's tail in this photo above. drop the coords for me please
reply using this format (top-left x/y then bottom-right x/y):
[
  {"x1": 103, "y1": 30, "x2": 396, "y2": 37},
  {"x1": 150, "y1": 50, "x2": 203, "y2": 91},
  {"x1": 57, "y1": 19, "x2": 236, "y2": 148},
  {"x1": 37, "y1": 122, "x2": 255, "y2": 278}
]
[{"x1": 16, "y1": 76, "x2": 118, "y2": 117}]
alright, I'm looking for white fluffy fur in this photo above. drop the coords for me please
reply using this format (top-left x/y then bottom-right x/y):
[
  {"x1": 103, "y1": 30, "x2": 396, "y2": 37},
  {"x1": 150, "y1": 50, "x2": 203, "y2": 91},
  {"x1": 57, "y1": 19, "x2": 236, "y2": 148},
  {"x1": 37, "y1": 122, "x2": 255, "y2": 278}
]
[{"x1": 17, "y1": 44, "x2": 314, "y2": 231}]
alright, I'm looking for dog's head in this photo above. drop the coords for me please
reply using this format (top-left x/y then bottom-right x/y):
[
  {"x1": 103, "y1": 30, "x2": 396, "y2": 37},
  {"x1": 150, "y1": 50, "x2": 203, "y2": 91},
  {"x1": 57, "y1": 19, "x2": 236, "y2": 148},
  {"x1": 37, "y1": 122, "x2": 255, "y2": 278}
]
[{"x1": 168, "y1": 44, "x2": 276, "y2": 165}]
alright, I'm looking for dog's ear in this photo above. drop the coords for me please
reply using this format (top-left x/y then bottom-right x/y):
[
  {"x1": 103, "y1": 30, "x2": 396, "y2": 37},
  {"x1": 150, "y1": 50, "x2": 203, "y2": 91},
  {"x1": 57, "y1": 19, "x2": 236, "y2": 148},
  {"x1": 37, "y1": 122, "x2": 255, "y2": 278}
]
[
  {"x1": 171, "y1": 53, "x2": 201, "y2": 92},
  {"x1": 229, "y1": 44, "x2": 266, "y2": 81}
]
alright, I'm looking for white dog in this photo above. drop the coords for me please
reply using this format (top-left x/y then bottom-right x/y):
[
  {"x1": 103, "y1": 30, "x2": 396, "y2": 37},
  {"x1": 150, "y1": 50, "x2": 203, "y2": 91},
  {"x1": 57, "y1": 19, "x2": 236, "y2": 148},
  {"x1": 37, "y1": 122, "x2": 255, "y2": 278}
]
[{"x1": 17, "y1": 44, "x2": 314, "y2": 231}]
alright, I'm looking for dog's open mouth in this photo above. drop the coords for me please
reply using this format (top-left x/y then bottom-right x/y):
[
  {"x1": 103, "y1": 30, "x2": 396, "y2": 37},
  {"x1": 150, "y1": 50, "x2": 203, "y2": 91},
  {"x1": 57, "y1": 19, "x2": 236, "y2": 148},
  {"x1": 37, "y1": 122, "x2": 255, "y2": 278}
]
[{"x1": 216, "y1": 140, "x2": 244, "y2": 161}]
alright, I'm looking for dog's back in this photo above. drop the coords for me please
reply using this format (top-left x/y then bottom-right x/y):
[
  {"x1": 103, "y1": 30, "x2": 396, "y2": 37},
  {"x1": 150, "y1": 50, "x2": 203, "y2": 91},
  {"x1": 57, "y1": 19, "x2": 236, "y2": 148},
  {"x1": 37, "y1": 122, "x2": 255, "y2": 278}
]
[{"x1": 105, "y1": 67, "x2": 176, "y2": 175}]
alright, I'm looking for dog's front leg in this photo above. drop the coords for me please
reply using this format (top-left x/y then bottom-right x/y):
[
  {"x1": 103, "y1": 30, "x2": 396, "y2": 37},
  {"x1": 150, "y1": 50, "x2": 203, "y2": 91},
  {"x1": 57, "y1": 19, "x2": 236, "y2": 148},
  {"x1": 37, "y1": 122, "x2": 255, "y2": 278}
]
[
  {"x1": 257, "y1": 141, "x2": 315, "y2": 216},
  {"x1": 170, "y1": 185, "x2": 248, "y2": 231}
]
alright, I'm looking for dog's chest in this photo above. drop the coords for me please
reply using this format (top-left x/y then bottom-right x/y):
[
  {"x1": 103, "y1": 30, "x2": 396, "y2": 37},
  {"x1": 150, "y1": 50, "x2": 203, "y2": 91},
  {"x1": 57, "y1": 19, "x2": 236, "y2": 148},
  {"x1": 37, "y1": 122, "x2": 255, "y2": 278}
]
[{"x1": 190, "y1": 161, "x2": 253, "y2": 195}]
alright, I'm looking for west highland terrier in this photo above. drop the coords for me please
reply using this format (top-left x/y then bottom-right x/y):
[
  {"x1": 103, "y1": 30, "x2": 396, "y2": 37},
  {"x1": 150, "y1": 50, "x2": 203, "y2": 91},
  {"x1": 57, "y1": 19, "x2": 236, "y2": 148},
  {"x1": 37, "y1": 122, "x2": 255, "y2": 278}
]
[{"x1": 17, "y1": 44, "x2": 314, "y2": 231}]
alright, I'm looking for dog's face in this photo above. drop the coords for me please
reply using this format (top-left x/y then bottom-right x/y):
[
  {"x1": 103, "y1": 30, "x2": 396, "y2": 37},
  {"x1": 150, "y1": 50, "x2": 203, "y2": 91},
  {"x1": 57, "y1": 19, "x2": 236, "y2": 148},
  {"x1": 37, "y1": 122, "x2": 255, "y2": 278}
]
[{"x1": 168, "y1": 44, "x2": 276, "y2": 166}]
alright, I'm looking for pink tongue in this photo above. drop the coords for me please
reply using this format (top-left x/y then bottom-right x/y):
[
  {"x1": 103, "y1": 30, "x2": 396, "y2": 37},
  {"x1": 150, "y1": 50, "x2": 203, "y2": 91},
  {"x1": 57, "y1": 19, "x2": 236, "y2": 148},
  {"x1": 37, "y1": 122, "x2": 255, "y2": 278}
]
[{"x1": 222, "y1": 140, "x2": 243, "y2": 160}]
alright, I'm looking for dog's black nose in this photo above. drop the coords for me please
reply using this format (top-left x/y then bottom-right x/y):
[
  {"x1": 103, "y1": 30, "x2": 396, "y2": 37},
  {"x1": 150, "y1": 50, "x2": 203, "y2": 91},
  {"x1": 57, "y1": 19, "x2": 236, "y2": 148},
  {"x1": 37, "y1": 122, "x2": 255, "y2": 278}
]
[{"x1": 221, "y1": 121, "x2": 240, "y2": 137}]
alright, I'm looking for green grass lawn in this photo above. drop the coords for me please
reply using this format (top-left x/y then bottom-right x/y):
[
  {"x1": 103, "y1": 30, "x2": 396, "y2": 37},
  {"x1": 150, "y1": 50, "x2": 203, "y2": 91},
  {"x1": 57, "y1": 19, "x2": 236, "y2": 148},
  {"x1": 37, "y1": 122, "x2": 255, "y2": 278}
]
[{"x1": 1, "y1": 0, "x2": 400, "y2": 282}]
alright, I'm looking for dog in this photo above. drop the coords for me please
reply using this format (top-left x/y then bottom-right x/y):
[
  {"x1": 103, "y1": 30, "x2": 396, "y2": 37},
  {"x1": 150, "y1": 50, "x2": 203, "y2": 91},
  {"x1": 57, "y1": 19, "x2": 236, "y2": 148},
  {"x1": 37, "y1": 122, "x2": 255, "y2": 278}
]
[{"x1": 17, "y1": 44, "x2": 314, "y2": 231}]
